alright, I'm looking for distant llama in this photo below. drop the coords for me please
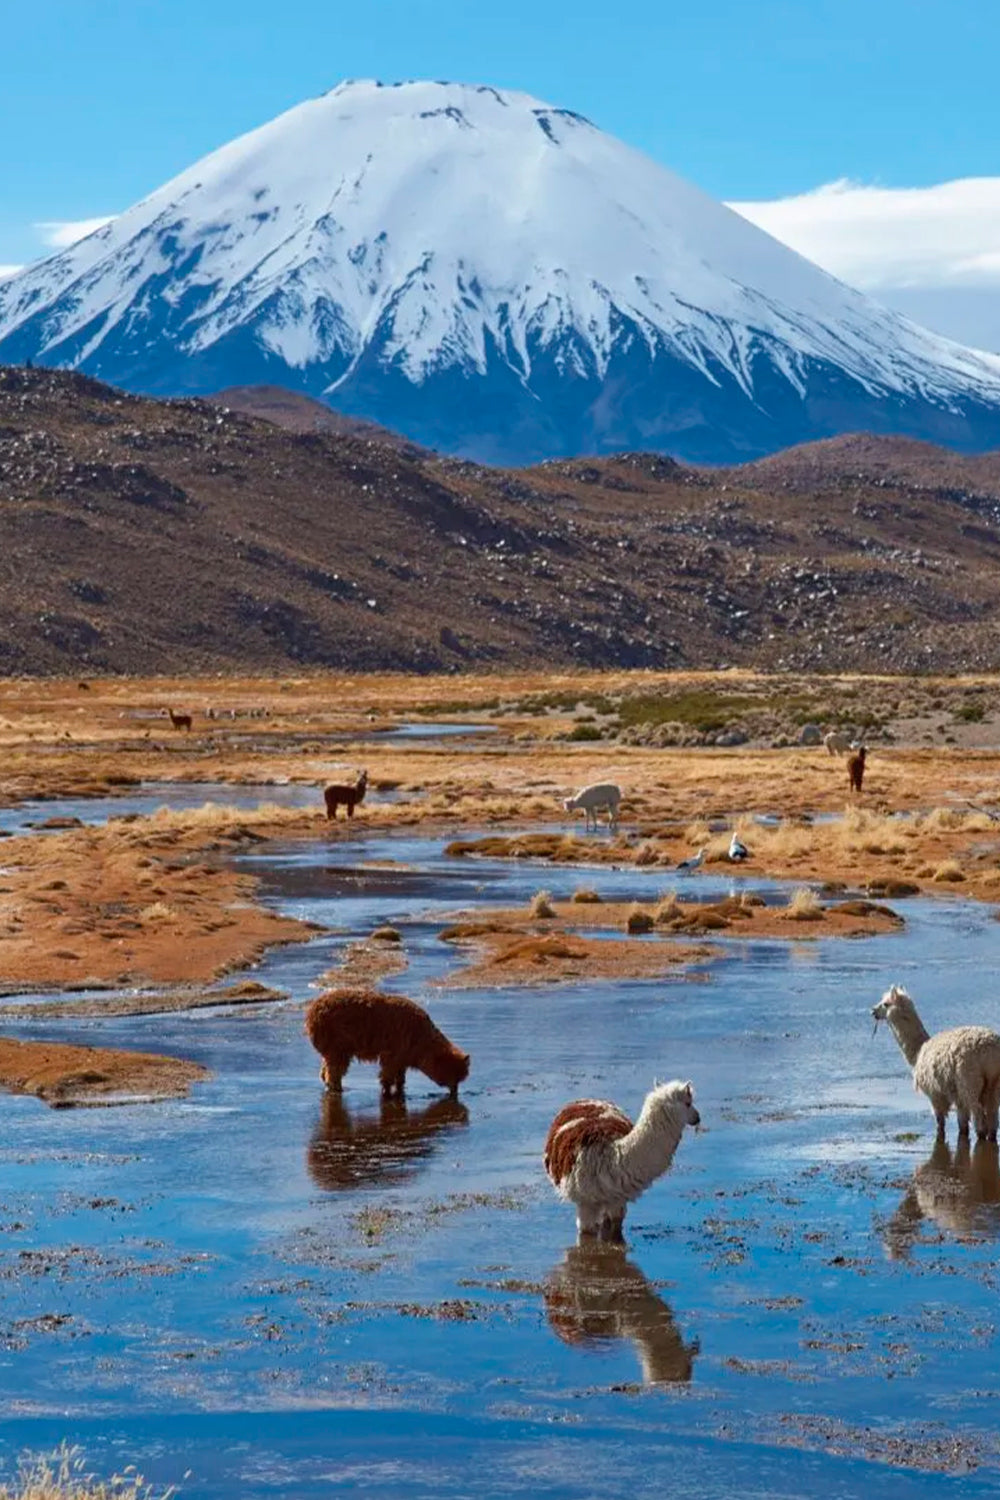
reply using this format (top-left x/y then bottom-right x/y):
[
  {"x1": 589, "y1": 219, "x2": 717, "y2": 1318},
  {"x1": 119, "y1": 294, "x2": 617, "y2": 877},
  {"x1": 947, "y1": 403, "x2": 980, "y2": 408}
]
[
  {"x1": 563, "y1": 782, "x2": 622, "y2": 832},
  {"x1": 304, "y1": 987, "x2": 470, "y2": 1098},
  {"x1": 324, "y1": 768, "x2": 368, "y2": 820},
  {"x1": 164, "y1": 707, "x2": 192, "y2": 731},
  {"x1": 847, "y1": 744, "x2": 866, "y2": 793}
]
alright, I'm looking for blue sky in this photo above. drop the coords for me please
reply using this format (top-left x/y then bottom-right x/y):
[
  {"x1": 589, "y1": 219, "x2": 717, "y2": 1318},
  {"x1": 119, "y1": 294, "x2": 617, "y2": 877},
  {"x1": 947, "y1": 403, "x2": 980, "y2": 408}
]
[{"x1": 1, "y1": 0, "x2": 997, "y2": 269}]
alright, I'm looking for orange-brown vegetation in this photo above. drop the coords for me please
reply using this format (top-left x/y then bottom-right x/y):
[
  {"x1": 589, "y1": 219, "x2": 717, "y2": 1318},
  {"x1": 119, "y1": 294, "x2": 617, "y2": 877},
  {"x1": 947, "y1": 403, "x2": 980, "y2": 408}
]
[
  {"x1": 439, "y1": 928, "x2": 714, "y2": 988},
  {"x1": 0, "y1": 1036, "x2": 208, "y2": 1106},
  {"x1": 0, "y1": 808, "x2": 317, "y2": 992}
]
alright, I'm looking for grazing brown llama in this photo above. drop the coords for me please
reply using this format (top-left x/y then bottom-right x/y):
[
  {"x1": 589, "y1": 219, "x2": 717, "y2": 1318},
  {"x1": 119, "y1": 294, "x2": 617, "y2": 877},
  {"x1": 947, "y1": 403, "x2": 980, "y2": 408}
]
[
  {"x1": 847, "y1": 744, "x2": 866, "y2": 793},
  {"x1": 165, "y1": 707, "x2": 192, "y2": 731},
  {"x1": 324, "y1": 768, "x2": 368, "y2": 820},
  {"x1": 305, "y1": 987, "x2": 470, "y2": 1098}
]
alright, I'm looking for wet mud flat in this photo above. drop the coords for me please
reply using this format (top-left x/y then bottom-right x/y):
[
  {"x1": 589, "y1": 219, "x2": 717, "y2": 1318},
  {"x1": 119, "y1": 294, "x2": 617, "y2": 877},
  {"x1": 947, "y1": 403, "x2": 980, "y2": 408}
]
[{"x1": 1, "y1": 818, "x2": 1000, "y2": 1496}]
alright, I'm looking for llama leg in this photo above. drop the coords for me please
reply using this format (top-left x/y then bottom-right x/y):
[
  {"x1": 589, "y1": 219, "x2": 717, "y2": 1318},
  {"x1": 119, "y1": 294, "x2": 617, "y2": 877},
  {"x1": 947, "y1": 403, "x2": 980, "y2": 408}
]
[
  {"x1": 576, "y1": 1203, "x2": 601, "y2": 1240},
  {"x1": 601, "y1": 1211, "x2": 626, "y2": 1244},
  {"x1": 379, "y1": 1058, "x2": 404, "y2": 1098},
  {"x1": 931, "y1": 1095, "x2": 950, "y2": 1138},
  {"x1": 347, "y1": 799, "x2": 354, "y2": 818},
  {"x1": 321, "y1": 1055, "x2": 349, "y2": 1092}
]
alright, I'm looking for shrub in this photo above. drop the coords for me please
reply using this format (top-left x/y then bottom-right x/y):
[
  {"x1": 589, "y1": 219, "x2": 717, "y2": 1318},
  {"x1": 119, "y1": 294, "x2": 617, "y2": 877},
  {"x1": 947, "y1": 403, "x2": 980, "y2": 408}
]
[
  {"x1": 626, "y1": 906, "x2": 655, "y2": 934},
  {"x1": 653, "y1": 890, "x2": 683, "y2": 923},
  {"x1": 783, "y1": 887, "x2": 823, "y2": 921},
  {"x1": 529, "y1": 889, "x2": 557, "y2": 918},
  {"x1": 571, "y1": 888, "x2": 603, "y2": 904}
]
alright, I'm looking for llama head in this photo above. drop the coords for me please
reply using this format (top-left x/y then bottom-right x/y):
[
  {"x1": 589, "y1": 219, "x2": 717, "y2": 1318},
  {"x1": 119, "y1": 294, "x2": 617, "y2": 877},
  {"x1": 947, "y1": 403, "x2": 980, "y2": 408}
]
[
  {"x1": 872, "y1": 983, "x2": 912, "y2": 1027},
  {"x1": 424, "y1": 1043, "x2": 470, "y2": 1095},
  {"x1": 562, "y1": 797, "x2": 575, "y2": 813},
  {"x1": 646, "y1": 1079, "x2": 700, "y2": 1130}
]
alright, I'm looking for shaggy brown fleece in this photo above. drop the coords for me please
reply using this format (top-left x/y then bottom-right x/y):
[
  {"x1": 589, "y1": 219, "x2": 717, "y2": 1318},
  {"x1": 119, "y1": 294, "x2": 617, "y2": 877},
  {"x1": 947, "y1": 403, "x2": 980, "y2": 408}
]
[
  {"x1": 304, "y1": 986, "x2": 470, "y2": 1097},
  {"x1": 544, "y1": 1099, "x2": 633, "y2": 1187}
]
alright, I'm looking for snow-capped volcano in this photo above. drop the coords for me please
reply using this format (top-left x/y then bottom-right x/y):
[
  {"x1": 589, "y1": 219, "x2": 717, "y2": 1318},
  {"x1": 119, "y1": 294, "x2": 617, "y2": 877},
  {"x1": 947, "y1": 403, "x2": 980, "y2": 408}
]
[{"x1": 4, "y1": 79, "x2": 1000, "y2": 463}]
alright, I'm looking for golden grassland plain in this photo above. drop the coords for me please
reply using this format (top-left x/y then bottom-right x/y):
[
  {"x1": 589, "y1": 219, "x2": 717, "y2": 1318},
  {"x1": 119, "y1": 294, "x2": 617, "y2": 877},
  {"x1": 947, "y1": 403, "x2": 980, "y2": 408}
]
[{"x1": 1, "y1": 669, "x2": 1000, "y2": 1017}]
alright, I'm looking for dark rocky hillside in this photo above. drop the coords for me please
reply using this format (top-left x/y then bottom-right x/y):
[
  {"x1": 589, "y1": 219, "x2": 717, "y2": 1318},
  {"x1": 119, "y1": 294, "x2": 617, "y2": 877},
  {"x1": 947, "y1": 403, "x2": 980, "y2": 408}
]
[{"x1": 2, "y1": 366, "x2": 1000, "y2": 677}]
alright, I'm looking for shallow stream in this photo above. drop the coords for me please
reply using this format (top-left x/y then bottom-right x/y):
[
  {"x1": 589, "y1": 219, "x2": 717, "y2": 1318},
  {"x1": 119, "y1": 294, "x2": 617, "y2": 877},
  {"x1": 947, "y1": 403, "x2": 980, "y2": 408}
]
[{"x1": 0, "y1": 789, "x2": 998, "y2": 1497}]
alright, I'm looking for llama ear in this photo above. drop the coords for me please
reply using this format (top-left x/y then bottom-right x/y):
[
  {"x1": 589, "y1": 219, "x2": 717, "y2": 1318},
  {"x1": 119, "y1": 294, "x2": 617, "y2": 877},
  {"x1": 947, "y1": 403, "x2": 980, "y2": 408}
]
[{"x1": 684, "y1": 1081, "x2": 694, "y2": 1101}]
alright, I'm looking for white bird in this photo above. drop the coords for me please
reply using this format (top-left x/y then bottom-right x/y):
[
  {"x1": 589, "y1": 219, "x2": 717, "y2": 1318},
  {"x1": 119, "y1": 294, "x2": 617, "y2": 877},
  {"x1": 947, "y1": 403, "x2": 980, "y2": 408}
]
[
  {"x1": 728, "y1": 832, "x2": 750, "y2": 862},
  {"x1": 676, "y1": 846, "x2": 706, "y2": 872}
]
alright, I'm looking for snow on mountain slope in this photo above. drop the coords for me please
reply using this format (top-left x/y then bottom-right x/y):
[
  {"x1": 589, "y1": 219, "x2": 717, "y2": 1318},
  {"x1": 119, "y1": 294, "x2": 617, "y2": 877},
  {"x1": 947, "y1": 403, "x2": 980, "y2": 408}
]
[{"x1": 4, "y1": 79, "x2": 1000, "y2": 463}]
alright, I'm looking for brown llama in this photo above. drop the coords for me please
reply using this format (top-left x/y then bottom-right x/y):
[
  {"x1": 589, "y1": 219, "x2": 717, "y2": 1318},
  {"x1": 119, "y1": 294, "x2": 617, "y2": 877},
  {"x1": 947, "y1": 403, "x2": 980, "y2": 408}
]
[
  {"x1": 165, "y1": 707, "x2": 193, "y2": 731},
  {"x1": 304, "y1": 987, "x2": 470, "y2": 1098},
  {"x1": 324, "y1": 767, "x2": 367, "y2": 820},
  {"x1": 847, "y1": 745, "x2": 867, "y2": 794}
]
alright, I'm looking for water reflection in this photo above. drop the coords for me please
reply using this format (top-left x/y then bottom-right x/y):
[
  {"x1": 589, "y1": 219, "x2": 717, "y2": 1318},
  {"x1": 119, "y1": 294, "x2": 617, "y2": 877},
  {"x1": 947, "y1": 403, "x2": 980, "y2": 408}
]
[
  {"x1": 544, "y1": 1244, "x2": 699, "y2": 1384},
  {"x1": 306, "y1": 1094, "x2": 469, "y2": 1191},
  {"x1": 883, "y1": 1139, "x2": 1000, "y2": 1257}
]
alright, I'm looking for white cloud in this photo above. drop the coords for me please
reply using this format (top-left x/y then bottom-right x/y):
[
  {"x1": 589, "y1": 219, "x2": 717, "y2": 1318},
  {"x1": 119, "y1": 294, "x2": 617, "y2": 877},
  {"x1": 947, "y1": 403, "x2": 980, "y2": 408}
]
[
  {"x1": 0, "y1": 265, "x2": 23, "y2": 280},
  {"x1": 35, "y1": 216, "x2": 115, "y2": 249},
  {"x1": 728, "y1": 178, "x2": 1000, "y2": 353}
]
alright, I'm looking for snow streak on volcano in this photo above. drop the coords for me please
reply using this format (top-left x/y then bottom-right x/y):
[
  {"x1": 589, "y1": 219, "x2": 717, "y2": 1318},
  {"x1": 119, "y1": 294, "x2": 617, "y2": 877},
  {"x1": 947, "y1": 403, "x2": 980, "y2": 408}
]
[{"x1": 4, "y1": 80, "x2": 1000, "y2": 462}]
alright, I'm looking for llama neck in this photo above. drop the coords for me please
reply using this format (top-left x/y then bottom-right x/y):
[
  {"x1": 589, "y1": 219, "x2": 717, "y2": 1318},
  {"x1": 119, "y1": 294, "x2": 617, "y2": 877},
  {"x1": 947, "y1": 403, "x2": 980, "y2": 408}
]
[
  {"x1": 889, "y1": 1007, "x2": 930, "y2": 1069},
  {"x1": 613, "y1": 1098, "x2": 684, "y2": 1190}
]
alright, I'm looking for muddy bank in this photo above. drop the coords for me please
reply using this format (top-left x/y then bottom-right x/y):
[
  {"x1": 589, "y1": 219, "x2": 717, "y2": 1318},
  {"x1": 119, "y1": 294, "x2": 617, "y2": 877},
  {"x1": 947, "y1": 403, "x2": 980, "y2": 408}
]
[
  {"x1": 0, "y1": 979, "x2": 288, "y2": 1022},
  {"x1": 0, "y1": 1035, "x2": 209, "y2": 1106}
]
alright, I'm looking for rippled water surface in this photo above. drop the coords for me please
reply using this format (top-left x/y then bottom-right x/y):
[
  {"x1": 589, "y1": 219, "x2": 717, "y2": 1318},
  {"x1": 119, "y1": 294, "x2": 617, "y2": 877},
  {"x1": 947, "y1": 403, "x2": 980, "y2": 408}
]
[{"x1": 0, "y1": 792, "x2": 999, "y2": 1497}]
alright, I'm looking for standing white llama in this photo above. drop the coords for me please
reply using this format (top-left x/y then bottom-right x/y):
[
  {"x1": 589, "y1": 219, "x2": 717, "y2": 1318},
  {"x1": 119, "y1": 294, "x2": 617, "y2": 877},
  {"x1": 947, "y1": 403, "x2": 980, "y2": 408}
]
[
  {"x1": 543, "y1": 1082, "x2": 700, "y2": 1242},
  {"x1": 872, "y1": 984, "x2": 1000, "y2": 1141}
]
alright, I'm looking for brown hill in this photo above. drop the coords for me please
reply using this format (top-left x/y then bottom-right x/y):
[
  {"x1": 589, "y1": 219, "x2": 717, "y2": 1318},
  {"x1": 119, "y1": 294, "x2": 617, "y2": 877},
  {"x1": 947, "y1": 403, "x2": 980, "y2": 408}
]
[
  {"x1": 2, "y1": 366, "x2": 1000, "y2": 676},
  {"x1": 210, "y1": 385, "x2": 425, "y2": 453}
]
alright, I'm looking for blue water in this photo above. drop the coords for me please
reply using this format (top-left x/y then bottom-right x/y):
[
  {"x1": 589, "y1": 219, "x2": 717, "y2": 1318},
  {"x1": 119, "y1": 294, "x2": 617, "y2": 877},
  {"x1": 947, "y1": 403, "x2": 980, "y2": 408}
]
[{"x1": 0, "y1": 799, "x2": 997, "y2": 1496}]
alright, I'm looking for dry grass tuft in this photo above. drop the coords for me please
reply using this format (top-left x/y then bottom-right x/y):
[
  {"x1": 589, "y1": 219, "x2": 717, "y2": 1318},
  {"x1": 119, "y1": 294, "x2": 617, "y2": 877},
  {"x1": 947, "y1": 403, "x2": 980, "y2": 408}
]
[
  {"x1": 633, "y1": 840, "x2": 661, "y2": 867},
  {"x1": 0, "y1": 1446, "x2": 172, "y2": 1500},
  {"x1": 835, "y1": 806, "x2": 907, "y2": 856},
  {"x1": 932, "y1": 860, "x2": 966, "y2": 883},
  {"x1": 783, "y1": 887, "x2": 824, "y2": 921},
  {"x1": 529, "y1": 889, "x2": 556, "y2": 919},
  {"x1": 684, "y1": 820, "x2": 712, "y2": 846},
  {"x1": 370, "y1": 926, "x2": 402, "y2": 943},
  {"x1": 137, "y1": 902, "x2": 176, "y2": 924},
  {"x1": 571, "y1": 888, "x2": 603, "y2": 904},
  {"x1": 626, "y1": 905, "x2": 655, "y2": 934},
  {"x1": 653, "y1": 890, "x2": 683, "y2": 924}
]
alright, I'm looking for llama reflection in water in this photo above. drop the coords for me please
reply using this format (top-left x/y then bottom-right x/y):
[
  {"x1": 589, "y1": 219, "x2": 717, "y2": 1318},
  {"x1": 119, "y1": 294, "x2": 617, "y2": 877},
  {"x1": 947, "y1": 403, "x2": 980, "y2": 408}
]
[
  {"x1": 307, "y1": 1094, "x2": 469, "y2": 1192},
  {"x1": 544, "y1": 1244, "x2": 699, "y2": 1385},
  {"x1": 883, "y1": 1138, "x2": 1000, "y2": 1259}
]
